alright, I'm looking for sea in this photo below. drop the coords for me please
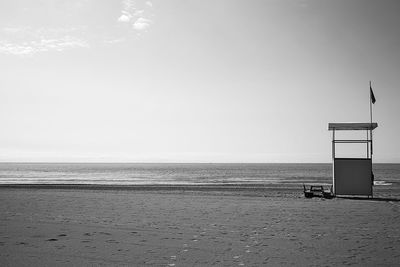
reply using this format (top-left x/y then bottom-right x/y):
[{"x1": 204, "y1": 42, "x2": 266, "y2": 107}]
[{"x1": 0, "y1": 163, "x2": 399, "y2": 190}]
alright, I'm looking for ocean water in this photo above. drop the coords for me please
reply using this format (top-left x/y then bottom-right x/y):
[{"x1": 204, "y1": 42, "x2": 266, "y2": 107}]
[{"x1": 0, "y1": 163, "x2": 399, "y2": 189}]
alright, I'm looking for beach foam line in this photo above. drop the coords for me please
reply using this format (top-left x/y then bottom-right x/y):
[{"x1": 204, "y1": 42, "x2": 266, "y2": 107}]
[{"x1": 374, "y1": 181, "x2": 392, "y2": 186}]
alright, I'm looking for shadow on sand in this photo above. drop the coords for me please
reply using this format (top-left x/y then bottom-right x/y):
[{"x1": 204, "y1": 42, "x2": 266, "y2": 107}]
[{"x1": 337, "y1": 196, "x2": 400, "y2": 202}]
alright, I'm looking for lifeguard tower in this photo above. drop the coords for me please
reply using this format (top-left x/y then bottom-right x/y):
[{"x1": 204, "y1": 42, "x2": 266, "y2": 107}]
[{"x1": 328, "y1": 122, "x2": 378, "y2": 197}]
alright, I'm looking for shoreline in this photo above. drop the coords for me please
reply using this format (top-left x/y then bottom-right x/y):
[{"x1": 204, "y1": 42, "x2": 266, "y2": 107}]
[
  {"x1": 0, "y1": 183, "x2": 302, "y2": 195},
  {"x1": 2, "y1": 183, "x2": 399, "y2": 200}
]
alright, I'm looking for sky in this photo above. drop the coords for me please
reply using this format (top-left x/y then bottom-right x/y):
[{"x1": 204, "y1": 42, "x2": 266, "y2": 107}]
[{"x1": 0, "y1": 0, "x2": 400, "y2": 163}]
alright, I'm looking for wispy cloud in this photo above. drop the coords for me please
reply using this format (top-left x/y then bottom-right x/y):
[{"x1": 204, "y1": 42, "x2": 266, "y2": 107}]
[
  {"x1": 133, "y1": 17, "x2": 152, "y2": 31},
  {"x1": 118, "y1": 14, "x2": 131, "y2": 23},
  {"x1": 104, "y1": 38, "x2": 125, "y2": 45},
  {"x1": 0, "y1": 27, "x2": 89, "y2": 56},
  {"x1": 0, "y1": 0, "x2": 156, "y2": 56},
  {"x1": 122, "y1": 0, "x2": 136, "y2": 11},
  {"x1": 0, "y1": 37, "x2": 89, "y2": 56},
  {"x1": 117, "y1": 0, "x2": 154, "y2": 33}
]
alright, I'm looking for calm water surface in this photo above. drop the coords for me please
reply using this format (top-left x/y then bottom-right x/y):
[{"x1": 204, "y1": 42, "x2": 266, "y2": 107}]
[{"x1": 0, "y1": 163, "x2": 399, "y2": 190}]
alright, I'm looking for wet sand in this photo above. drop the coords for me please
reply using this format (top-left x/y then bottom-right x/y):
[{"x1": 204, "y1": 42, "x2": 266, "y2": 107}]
[{"x1": 1, "y1": 187, "x2": 400, "y2": 266}]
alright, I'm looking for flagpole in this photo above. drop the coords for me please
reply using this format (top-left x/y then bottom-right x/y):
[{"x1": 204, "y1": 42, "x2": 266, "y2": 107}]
[{"x1": 369, "y1": 81, "x2": 373, "y2": 156}]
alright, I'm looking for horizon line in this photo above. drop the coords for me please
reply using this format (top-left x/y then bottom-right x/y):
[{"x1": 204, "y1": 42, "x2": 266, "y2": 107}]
[{"x1": 0, "y1": 161, "x2": 399, "y2": 164}]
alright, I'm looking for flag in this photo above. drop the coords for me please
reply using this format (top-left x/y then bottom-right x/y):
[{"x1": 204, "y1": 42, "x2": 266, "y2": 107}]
[{"x1": 370, "y1": 86, "x2": 376, "y2": 104}]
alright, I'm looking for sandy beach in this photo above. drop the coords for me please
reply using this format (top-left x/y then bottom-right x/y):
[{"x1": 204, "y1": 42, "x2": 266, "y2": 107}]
[{"x1": 1, "y1": 187, "x2": 400, "y2": 266}]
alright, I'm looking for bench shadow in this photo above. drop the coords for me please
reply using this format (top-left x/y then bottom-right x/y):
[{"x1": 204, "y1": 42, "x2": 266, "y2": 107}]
[{"x1": 337, "y1": 196, "x2": 400, "y2": 202}]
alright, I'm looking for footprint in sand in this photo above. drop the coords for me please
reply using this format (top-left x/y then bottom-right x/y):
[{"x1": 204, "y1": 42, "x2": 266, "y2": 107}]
[
  {"x1": 99, "y1": 232, "x2": 112, "y2": 236},
  {"x1": 106, "y1": 239, "x2": 119, "y2": 244}
]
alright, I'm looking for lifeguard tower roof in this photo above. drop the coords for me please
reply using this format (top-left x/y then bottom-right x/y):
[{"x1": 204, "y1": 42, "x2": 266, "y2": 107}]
[{"x1": 328, "y1": 122, "x2": 378, "y2": 131}]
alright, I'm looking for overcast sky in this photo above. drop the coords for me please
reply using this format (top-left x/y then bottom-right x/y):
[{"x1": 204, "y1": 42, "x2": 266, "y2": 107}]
[{"x1": 1, "y1": 0, "x2": 399, "y2": 163}]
